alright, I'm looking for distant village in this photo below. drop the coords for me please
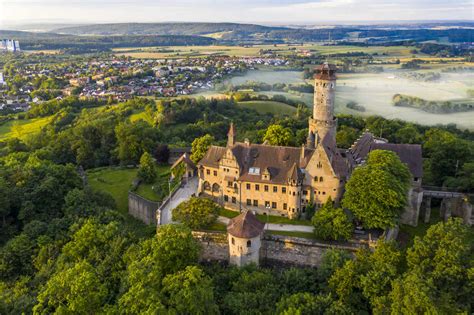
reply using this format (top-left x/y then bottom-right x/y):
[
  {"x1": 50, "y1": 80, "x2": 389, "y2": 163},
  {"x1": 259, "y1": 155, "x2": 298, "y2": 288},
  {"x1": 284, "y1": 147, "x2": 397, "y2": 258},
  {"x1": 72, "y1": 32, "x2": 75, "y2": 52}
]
[{"x1": 0, "y1": 53, "x2": 289, "y2": 113}]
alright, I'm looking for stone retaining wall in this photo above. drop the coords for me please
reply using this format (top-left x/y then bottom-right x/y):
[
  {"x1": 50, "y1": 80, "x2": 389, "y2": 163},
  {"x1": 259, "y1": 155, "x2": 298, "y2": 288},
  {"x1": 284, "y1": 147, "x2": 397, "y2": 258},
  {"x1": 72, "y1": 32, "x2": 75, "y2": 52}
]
[
  {"x1": 128, "y1": 191, "x2": 160, "y2": 225},
  {"x1": 192, "y1": 231, "x2": 368, "y2": 267}
]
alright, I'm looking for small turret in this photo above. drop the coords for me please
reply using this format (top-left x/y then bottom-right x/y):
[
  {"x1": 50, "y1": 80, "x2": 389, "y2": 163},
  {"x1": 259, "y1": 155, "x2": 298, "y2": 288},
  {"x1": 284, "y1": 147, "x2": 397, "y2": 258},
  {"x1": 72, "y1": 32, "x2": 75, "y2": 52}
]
[
  {"x1": 227, "y1": 122, "x2": 236, "y2": 147},
  {"x1": 227, "y1": 211, "x2": 265, "y2": 267}
]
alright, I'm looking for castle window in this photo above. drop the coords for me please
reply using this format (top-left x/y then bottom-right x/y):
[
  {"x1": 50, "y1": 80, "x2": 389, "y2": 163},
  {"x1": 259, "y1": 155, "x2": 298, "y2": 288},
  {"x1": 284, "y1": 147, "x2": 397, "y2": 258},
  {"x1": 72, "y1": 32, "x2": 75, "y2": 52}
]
[
  {"x1": 232, "y1": 196, "x2": 236, "y2": 203},
  {"x1": 253, "y1": 200, "x2": 258, "y2": 207},
  {"x1": 264, "y1": 185, "x2": 269, "y2": 192},
  {"x1": 255, "y1": 184, "x2": 260, "y2": 191},
  {"x1": 303, "y1": 190, "x2": 308, "y2": 195},
  {"x1": 282, "y1": 187, "x2": 287, "y2": 194},
  {"x1": 292, "y1": 192, "x2": 295, "y2": 196},
  {"x1": 246, "y1": 199, "x2": 251, "y2": 206},
  {"x1": 283, "y1": 203, "x2": 287, "y2": 210},
  {"x1": 320, "y1": 176, "x2": 324, "y2": 182},
  {"x1": 206, "y1": 169, "x2": 210, "y2": 175},
  {"x1": 272, "y1": 202, "x2": 277, "y2": 209},
  {"x1": 213, "y1": 170, "x2": 217, "y2": 176},
  {"x1": 246, "y1": 183, "x2": 251, "y2": 190},
  {"x1": 224, "y1": 195, "x2": 229, "y2": 202},
  {"x1": 317, "y1": 162, "x2": 322, "y2": 169},
  {"x1": 232, "y1": 238, "x2": 235, "y2": 245},
  {"x1": 247, "y1": 240, "x2": 251, "y2": 248},
  {"x1": 265, "y1": 201, "x2": 270, "y2": 208},
  {"x1": 322, "y1": 192, "x2": 326, "y2": 195},
  {"x1": 273, "y1": 186, "x2": 278, "y2": 193},
  {"x1": 314, "y1": 176, "x2": 318, "y2": 182},
  {"x1": 227, "y1": 181, "x2": 233, "y2": 187}
]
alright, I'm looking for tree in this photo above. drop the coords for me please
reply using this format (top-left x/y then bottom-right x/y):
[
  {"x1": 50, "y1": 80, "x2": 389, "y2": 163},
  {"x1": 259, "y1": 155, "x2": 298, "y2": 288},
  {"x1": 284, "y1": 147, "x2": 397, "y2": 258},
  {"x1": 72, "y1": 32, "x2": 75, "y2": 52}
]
[
  {"x1": 33, "y1": 260, "x2": 107, "y2": 314},
  {"x1": 119, "y1": 225, "x2": 199, "y2": 313},
  {"x1": 63, "y1": 188, "x2": 116, "y2": 218},
  {"x1": 336, "y1": 126, "x2": 358, "y2": 149},
  {"x1": 342, "y1": 150, "x2": 411, "y2": 229},
  {"x1": 161, "y1": 266, "x2": 219, "y2": 315},
  {"x1": 137, "y1": 152, "x2": 157, "y2": 183},
  {"x1": 222, "y1": 268, "x2": 281, "y2": 315},
  {"x1": 172, "y1": 197, "x2": 220, "y2": 229},
  {"x1": 276, "y1": 293, "x2": 334, "y2": 315},
  {"x1": 329, "y1": 241, "x2": 402, "y2": 313},
  {"x1": 155, "y1": 144, "x2": 170, "y2": 164},
  {"x1": 389, "y1": 218, "x2": 473, "y2": 313},
  {"x1": 263, "y1": 124, "x2": 292, "y2": 146},
  {"x1": 311, "y1": 199, "x2": 353, "y2": 241},
  {"x1": 190, "y1": 134, "x2": 214, "y2": 163}
]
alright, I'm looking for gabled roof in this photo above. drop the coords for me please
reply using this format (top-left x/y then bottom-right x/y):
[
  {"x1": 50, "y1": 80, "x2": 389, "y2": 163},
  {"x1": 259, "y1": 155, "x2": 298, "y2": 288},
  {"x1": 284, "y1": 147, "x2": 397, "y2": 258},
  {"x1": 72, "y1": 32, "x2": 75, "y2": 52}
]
[
  {"x1": 349, "y1": 131, "x2": 423, "y2": 178},
  {"x1": 227, "y1": 210, "x2": 265, "y2": 238},
  {"x1": 171, "y1": 153, "x2": 197, "y2": 170}
]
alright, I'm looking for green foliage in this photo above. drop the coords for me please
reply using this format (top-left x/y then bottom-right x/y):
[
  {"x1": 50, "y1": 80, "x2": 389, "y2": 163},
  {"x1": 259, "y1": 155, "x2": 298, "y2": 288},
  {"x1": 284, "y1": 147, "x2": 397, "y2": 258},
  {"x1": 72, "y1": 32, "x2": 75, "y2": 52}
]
[
  {"x1": 263, "y1": 124, "x2": 293, "y2": 146},
  {"x1": 342, "y1": 150, "x2": 411, "y2": 229},
  {"x1": 33, "y1": 260, "x2": 108, "y2": 314},
  {"x1": 311, "y1": 199, "x2": 354, "y2": 241},
  {"x1": 329, "y1": 241, "x2": 402, "y2": 312},
  {"x1": 161, "y1": 266, "x2": 219, "y2": 315},
  {"x1": 336, "y1": 125, "x2": 358, "y2": 149},
  {"x1": 222, "y1": 268, "x2": 281, "y2": 315},
  {"x1": 115, "y1": 121, "x2": 160, "y2": 165},
  {"x1": 172, "y1": 197, "x2": 220, "y2": 229},
  {"x1": 275, "y1": 292, "x2": 333, "y2": 315},
  {"x1": 388, "y1": 218, "x2": 473, "y2": 313},
  {"x1": 137, "y1": 152, "x2": 157, "y2": 183},
  {"x1": 190, "y1": 134, "x2": 214, "y2": 163}
]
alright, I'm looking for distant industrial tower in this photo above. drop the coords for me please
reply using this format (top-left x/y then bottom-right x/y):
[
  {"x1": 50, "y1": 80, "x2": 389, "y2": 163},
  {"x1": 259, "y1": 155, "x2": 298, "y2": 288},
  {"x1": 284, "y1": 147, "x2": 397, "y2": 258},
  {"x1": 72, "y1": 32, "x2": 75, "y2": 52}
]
[{"x1": 307, "y1": 62, "x2": 337, "y2": 148}]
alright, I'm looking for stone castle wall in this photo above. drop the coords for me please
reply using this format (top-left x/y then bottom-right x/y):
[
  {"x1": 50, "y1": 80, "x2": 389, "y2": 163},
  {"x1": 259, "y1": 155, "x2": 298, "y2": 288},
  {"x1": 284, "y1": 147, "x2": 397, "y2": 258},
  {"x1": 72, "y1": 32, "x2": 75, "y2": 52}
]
[
  {"x1": 192, "y1": 231, "x2": 368, "y2": 267},
  {"x1": 128, "y1": 191, "x2": 160, "y2": 225}
]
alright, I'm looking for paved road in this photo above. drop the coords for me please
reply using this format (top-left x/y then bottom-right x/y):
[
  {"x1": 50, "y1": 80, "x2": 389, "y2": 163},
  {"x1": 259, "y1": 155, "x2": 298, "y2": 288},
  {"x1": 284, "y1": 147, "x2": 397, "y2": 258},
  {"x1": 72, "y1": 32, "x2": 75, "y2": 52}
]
[
  {"x1": 217, "y1": 216, "x2": 314, "y2": 233},
  {"x1": 160, "y1": 177, "x2": 199, "y2": 225}
]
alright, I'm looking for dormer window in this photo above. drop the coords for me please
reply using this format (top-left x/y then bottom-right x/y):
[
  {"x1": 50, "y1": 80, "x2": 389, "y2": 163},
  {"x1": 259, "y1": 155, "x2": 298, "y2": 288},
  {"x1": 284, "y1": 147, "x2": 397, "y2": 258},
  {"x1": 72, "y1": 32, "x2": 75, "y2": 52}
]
[{"x1": 249, "y1": 167, "x2": 260, "y2": 175}]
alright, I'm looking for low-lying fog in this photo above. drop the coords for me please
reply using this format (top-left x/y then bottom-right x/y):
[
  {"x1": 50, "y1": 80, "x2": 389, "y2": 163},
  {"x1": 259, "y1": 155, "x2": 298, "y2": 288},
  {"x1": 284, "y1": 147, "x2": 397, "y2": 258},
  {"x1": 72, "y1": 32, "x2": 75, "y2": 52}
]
[{"x1": 225, "y1": 69, "x2": 474, "y2": 130}]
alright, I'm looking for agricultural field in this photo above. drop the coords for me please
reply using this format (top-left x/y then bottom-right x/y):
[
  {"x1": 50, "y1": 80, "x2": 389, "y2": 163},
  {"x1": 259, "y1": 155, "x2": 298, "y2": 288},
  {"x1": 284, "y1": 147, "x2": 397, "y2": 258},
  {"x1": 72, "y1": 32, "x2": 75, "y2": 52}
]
[
  {"x1": 113, "y1": 44, "x2": 418, "y2": 59},
  {"x1": 237, "y1": 100, "x2": 296, "y2": 115},
  {"x1": 0, "y1": 116, "x2": 54, "y2": 141}
]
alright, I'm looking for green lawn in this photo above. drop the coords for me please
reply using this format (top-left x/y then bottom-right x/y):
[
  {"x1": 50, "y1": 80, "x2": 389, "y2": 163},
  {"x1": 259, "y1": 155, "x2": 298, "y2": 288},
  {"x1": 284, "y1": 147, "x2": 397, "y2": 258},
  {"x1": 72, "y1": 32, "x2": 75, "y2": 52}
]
[
  {"x1": 266, "y1": 230, "x2": 317, "y2": 239},
  {"x1": 0, "y1": 116, "x2": 54, "y2": 140},
  {"x1": 87, "y1": 167, "x2": 137, "y2": 213},
  {"x1": 218, "y1": 208, "x2": 312, "y2": 226},
  {"x1": 237, "y1": 100, "x2": 296, "y2": 115},
  {"x1": 87, "y1": 165, "x2": 171, "y2": 213}
]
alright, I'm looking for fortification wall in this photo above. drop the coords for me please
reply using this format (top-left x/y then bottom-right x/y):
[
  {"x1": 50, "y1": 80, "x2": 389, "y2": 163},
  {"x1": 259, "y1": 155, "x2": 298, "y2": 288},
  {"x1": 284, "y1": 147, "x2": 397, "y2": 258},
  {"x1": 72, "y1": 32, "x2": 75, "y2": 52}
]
[
  {"x1": 128, "y1": 191, "x2": 160, "y2": 225},
  {"x1": 192, "y1": 231, "x2": 229, "y2": 262},
  {"x1": 192, "y1": 231, "x2": 367, "y2": 267}
]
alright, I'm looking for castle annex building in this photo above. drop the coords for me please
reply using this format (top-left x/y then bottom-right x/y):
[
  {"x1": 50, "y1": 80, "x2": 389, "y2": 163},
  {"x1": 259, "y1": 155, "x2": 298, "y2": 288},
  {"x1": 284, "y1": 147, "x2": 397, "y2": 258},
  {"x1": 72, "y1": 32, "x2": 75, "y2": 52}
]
[{"x1": 197, "y1": 63, "x2": 423, "y2": 220}]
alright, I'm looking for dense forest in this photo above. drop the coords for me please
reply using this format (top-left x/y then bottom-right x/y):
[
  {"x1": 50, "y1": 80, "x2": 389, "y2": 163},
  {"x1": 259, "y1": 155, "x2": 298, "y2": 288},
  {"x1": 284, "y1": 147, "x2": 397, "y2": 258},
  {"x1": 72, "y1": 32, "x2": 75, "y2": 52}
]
[
  {"x1": 0, "y1": 30, "x2": 216, "y2": 52},
  {"x1": 48, "y1": 22, "x2": 474, "y2": 43},
  {"x1": 1, "y1": 96, "x2": 474, "y2": 313}
]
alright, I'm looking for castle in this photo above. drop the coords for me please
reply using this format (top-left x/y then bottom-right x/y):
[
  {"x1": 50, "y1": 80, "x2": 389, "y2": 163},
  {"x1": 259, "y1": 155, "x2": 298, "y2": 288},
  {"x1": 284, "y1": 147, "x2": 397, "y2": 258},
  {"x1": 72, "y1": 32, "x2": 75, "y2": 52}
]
[{"x1": 197, "y1": 63, "x2": 423, "y2": 222}]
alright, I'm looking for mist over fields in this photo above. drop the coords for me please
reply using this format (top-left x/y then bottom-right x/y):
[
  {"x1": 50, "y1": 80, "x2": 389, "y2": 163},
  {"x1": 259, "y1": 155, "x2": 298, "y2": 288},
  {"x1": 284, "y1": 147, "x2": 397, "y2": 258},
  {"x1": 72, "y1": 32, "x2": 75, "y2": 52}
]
[{"x1": 224, "y1": 69, "x2": 474, "y2": 129}]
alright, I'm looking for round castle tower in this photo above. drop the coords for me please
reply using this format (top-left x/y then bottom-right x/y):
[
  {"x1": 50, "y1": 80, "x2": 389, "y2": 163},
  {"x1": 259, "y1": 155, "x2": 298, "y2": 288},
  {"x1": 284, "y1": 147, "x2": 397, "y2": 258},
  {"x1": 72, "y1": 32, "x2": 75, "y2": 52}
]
[
  {"x1": 227, "y1": 210, "x2": 265, "y2": 267},
  {"x1": 308, "y1": 63, "x2": 338, "y2": 148}
]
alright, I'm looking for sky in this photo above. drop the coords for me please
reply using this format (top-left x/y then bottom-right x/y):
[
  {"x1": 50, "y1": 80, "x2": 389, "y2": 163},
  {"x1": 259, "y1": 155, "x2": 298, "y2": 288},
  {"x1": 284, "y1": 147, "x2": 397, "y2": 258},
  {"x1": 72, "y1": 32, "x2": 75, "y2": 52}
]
[{"x1": 0, "y1": 0, "x2": 472, "y2": 28}]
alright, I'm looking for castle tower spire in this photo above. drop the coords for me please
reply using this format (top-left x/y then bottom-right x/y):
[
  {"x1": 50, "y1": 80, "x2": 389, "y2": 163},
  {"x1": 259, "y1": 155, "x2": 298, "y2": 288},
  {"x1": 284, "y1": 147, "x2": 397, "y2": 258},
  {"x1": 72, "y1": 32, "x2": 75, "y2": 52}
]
[
  {"x1": 227, "y1": 122, "x2": 236, "y2": 147},
  {"x1": 307, "y1": 63, "x2": 337, "y2": 149}
]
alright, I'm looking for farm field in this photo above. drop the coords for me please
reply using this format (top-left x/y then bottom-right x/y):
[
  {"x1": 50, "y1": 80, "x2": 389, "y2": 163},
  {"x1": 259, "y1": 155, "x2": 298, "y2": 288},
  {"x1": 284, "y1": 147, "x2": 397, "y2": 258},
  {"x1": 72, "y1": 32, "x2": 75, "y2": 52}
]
[
  {"x1": 237, "y1": 100, "x2": 296, "y2": 115},
  {"x1": 113, "y1": 44, "x2": 418, "y2": 59},
  {"x1": 0, "y1": 116, "x2": 54, "y2": 141}
]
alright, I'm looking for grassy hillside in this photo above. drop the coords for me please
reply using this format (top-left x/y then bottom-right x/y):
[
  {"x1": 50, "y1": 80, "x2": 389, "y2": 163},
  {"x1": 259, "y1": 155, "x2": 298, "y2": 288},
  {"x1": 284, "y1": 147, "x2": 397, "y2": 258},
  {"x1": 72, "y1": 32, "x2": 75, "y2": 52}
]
[
  {"x1": 237, "y1": 100, "x2": 296, "y2": 115},
  {"x1": 0, "y1": 116, "x2": 54, "y2": 141}
]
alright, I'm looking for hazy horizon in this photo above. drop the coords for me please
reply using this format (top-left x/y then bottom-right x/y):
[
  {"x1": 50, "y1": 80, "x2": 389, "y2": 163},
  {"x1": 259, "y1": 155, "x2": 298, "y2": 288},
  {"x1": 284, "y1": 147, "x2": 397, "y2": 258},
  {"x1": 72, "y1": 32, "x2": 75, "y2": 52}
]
[{"x1": 1, "y1": 0, "x2": 472, "y2": 29}]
